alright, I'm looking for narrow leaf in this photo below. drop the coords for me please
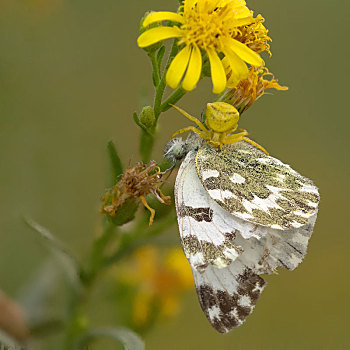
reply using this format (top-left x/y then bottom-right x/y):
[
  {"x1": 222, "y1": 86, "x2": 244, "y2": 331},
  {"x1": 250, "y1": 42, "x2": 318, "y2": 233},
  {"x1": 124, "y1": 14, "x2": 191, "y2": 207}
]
[
  {"x1": 107, "y1": 140, "x2": 123, "y2": 184},
  {"x1": 152, "y1": 70, "x2": 158, "y2": 87},
  {"x1": 24, "y1": 216, "x2": 81, "y2": 290},
  {"x1": 133, "y1": 112, "x2": 152, "y2": 135},
  {"x1": 156, "y1": 46, "x2": 166, "y2": 69},
  {"x1": 77, "y1": 327, "x2": 145, "y2": 350}
]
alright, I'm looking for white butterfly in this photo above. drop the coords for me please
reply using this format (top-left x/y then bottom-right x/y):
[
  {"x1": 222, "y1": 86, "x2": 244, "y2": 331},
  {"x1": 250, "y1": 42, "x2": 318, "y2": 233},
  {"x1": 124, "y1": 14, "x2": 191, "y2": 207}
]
[{"x1": 165, "y1": 103, "x2": 320, "y2": 333}]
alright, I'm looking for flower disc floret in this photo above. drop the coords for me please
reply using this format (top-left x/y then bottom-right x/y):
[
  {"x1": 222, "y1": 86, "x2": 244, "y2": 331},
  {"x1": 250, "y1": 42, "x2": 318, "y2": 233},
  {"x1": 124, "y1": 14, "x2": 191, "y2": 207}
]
[{"x1": 137, "y1": 0, "x2": 267, "y2": 94}]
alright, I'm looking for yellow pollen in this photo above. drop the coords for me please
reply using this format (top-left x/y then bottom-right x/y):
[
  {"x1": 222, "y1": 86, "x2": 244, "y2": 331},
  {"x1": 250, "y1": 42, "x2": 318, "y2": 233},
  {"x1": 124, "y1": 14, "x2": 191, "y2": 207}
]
[{"x1": 181, "y1": 4, "x2": 244, "y2": 49}]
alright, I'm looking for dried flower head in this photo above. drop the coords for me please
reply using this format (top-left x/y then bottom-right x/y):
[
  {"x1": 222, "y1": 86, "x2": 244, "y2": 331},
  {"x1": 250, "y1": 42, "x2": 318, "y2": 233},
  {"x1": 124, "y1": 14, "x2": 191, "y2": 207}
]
[
  {"x1": 221, "y1": 66, "x2": 288, "y2": 113},
  {"x1": 102, "y1": 161, "x2": 170, "y2": 226}
]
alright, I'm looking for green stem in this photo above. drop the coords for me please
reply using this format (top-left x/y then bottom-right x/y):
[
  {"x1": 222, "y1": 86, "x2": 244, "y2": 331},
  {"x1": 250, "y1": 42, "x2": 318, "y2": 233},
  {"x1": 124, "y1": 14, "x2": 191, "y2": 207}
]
[
  {"x1": 160, "y1": 87, "x2": 186, "y2": 112},
  {"x1": 64, "y1": 221, "x2": 118, "y2": 348},
  {"x1": 154, "y1": 40, "x2": 179, "y2": 119}
]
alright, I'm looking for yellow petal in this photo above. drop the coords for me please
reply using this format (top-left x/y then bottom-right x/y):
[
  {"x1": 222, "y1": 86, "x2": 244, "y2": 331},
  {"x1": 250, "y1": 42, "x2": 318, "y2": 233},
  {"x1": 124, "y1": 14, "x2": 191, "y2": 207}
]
[
  {"x1": 231, "y1": 16, "x2": 254, "y2": 27},
  {"x1": 137, "y1": 27, "x2": 182, "y2": 48},
  {"x1": 226, "y1": 38, "x2": 263, "y2": 66},
  {"x1": 143, "y1": 12, "x2": 184, "y2": 27},
  {"x1": 182, "y1": 45, "x2": 202, "y2": 91},
  {"x1": 207, "y1": 48, "x2": 227, "y2": 94},
  {"x1": 166, "y1": 45, "x2": 192, "y2": 89},
  {"x1": 223, "y1": 47, "x2": 249, "y2": 88}
]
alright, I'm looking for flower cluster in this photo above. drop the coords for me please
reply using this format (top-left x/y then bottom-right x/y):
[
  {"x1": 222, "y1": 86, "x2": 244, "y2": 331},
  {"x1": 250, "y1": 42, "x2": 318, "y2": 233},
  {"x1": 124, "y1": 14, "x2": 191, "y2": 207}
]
[
  {"x1": 116, "y1": 246, "x2": 193, "y2": 328},
  {"x1": 138, "y1": 0, "x2": 271, "y2": 94}
]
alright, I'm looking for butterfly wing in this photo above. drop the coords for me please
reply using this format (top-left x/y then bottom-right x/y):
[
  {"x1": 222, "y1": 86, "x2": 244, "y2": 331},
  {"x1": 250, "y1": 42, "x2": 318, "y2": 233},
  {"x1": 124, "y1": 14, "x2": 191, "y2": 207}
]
[
  {"x1": 175, "y1": 147, "x2": 318, "y2": 333},
  {"x1": 175, "y1": 150, "x2": 243, "y2": 271},
  {"x1": 175, "y1": 151, "x2": 267, "y2": 332},
  {"x1": 195, "y1": 141, "x2": 320, "y2": 230}
]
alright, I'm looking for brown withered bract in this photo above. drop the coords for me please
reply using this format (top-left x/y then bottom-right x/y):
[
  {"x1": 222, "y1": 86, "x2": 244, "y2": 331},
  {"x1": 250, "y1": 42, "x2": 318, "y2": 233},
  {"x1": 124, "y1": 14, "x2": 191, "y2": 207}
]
[
  {"x1": 222, "y1": 66, "x2": 288, "y2": 113},
  {"x1": 102, "y1": 160, "x2": 170, "y2": 225}
]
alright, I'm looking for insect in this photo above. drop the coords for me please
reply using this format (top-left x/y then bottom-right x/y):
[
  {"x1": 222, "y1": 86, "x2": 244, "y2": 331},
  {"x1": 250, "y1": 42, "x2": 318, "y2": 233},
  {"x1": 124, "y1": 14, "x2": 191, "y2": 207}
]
[{"x1": 165, "y1": 102, "x2": 320, "y2": 333}]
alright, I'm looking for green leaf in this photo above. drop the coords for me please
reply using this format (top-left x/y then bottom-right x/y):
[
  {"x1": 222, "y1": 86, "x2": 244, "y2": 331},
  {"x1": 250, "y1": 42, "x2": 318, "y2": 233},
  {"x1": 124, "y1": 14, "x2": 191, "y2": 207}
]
[
  {"x1": 156, "y1": 46, "x2": 166, "y2": 68},
  {"x1": 0, "y1": 329, "x2": 23, "y2": 350},
  {"x1": 24, "y1": 216, "x2": 81, "y2": 290},
  {"x1": 17, "y1": 259, "x2": 66, "y2": 331},
  {"x1": 108, "y1": 198, "x2": 139, "y2": 227},
  {"x1": 133, "y1": 112, "x2": 151, "y2": 135},
  {"x1": 107, "y1": 140, "x2": 123, "y2": 185},
  {"x1": 152, "y1": 69, "x2": 158, "y2": 87},
  {"x1": 77, "y1": 327, "x2": 145, "y2": 350}
]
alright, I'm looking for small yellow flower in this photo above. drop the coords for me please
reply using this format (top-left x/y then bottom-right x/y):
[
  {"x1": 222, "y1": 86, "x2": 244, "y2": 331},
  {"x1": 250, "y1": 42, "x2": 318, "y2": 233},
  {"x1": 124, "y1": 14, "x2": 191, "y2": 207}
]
[
  {"x1": 235, "y1": 14, "x2": 271, "y2": 55},
  {"x1": 117, "y1": 246, "x2": 193, "y2": 327},
  {"x1": 221, "y1": 66, "x2": 288, "y2": 113},
  {"x1": 137, "y1": 0, "x2": 265, "y2": 94}
]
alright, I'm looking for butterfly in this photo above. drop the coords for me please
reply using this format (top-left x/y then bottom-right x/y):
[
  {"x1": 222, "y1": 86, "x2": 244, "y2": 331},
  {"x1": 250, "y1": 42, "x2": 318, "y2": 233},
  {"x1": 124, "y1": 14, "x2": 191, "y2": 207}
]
[{"x1": 164, "y1": 102, "x2": 320, "y2": 333}]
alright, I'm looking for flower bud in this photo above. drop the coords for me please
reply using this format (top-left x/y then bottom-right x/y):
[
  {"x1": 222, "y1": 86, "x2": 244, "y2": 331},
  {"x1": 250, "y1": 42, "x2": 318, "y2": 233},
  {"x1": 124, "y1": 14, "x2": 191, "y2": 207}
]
[{"x1": 140, "y1": 106, "x2": 156, "y2": 130}]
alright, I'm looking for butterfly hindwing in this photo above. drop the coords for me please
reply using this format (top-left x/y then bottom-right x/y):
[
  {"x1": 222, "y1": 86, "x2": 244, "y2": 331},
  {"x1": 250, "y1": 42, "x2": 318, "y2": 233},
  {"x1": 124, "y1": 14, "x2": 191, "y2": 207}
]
[
  {"x1": 193, "y1": 264, "x2": 266, "y2": 333},
  {"x1": 195, "y1": 141, "x2": 320, "y2": 230},
  {"x1": 175, "y1": 151, "x2": 243, "y2": 271}
]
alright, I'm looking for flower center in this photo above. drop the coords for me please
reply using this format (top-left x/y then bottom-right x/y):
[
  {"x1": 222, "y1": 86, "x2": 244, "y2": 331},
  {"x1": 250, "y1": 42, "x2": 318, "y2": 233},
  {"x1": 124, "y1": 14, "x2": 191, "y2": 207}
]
[{"x1": 181, "y1": 2, "x2": 251, "y2": 50}]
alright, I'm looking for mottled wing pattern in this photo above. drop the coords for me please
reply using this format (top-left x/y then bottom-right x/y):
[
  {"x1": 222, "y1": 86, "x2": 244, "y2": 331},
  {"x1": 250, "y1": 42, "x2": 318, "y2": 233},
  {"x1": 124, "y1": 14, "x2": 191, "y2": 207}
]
[
  {"x1": 195, "y1": 141, "x2": 320, "y2": 230},
  {"x1": 175, "y1": 148, "x2": 318, "y2": 333},
  {"x1": 193, "y1": 264, "x2": 266, "y2": 333},
  {"x1": 175, "y1": 151, "x2": 243, "y2": 271},
  {"x1": 175, "y1": 151, "x2": 266, "y2": 332}
]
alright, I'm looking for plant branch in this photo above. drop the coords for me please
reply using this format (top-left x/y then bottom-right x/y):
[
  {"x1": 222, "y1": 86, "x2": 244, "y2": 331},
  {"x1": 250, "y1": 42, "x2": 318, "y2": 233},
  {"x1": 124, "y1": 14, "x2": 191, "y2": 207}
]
[{"x1": 160, "y1": 87, "x2": 186, "y2": 112}]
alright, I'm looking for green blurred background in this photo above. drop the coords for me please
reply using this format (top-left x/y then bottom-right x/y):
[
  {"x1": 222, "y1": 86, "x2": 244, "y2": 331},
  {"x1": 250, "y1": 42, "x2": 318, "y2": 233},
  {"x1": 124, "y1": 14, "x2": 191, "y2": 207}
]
[{"x1": 0, "y1": 0, "x2": 349, "y2": 349}]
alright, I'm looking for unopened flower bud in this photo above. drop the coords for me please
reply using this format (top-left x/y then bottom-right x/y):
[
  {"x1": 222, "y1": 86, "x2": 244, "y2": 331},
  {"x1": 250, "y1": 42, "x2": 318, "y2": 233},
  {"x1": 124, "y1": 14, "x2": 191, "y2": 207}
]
[{"x1": 140, "y1": 106, "x2": 156, "y2": 130}]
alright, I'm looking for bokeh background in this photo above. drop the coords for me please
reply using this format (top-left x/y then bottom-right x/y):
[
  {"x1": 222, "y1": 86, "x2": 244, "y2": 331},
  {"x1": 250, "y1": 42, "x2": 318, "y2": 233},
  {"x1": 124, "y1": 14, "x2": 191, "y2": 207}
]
[{"x1": 1, "y1": 0, "x2": 349, "y2": 349}]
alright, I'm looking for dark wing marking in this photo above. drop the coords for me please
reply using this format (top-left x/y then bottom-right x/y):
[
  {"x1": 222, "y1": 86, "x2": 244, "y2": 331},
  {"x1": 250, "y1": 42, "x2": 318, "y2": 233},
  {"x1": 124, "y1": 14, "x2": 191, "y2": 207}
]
[{"x1": 195, "y1": 141, "x2": 320, "y2": 230}]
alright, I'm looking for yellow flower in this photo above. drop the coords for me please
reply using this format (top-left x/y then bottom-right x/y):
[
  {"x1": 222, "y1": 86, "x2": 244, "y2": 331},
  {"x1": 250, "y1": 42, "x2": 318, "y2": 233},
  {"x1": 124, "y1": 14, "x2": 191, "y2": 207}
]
[
  {"x1": 137, "y1": 0, "x2": 265, "y2": 94},
  {"x1": 221, "y1": 66, "x2": 288, "y2": 113},
  {"x1": 235, "y1": 14, "x2": 271, "y2": 55}
]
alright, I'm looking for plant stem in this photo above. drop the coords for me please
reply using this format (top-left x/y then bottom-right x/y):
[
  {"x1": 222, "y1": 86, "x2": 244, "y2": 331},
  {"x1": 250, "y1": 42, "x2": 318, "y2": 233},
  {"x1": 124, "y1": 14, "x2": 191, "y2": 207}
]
[
  {"x1": 160, "y1": 87, "x2": 186, "y2": 112},
  {"x1": 154, "y1": 40, "x2": 179, "y2": 120},
  {"x1": 149, "y1": 52, "x2": 160, "y2": 87}
]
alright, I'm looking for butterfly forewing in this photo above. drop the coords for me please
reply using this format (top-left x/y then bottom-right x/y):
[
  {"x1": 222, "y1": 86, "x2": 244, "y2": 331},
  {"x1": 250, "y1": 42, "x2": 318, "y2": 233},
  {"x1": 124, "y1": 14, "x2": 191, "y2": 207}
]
[{"x1": 195, "y1": 141, "x2": 320, "y2": 230}]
